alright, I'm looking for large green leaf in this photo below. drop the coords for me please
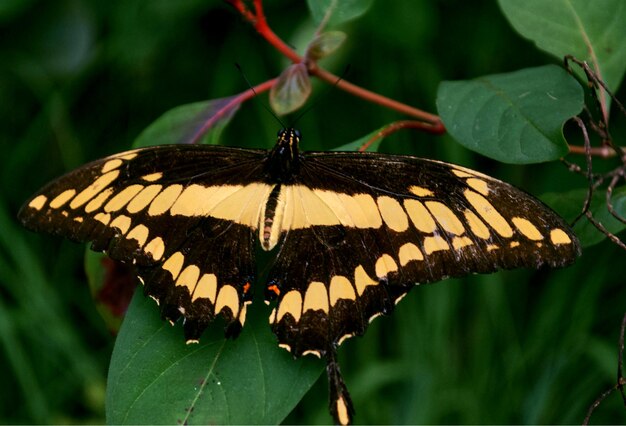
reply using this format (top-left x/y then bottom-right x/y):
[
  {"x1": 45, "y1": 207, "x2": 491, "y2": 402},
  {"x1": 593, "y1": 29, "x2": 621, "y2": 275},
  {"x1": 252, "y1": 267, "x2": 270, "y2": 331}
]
[
  {"x1": 106, "y1": 288, "x2": 322, "y2": 424},
  {"x1": 133, "y1": 97, "x2": 240, "y2": 148},
  {"x1": 307, "y1": 0, "x2": 374, "y2": 26},
  {"x1": 436, "y1": 65, "x2": 584, "y2": 164},
  {"x1": 499, "y1": 0, "x2": 626, "y2": 94}
]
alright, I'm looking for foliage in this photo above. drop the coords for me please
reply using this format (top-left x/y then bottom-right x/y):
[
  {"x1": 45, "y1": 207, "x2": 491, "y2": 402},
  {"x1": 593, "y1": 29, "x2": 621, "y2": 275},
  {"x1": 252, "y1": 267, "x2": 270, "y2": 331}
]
[{"x1": 1, "y1": 0, "x2": 626, "y2": 424}]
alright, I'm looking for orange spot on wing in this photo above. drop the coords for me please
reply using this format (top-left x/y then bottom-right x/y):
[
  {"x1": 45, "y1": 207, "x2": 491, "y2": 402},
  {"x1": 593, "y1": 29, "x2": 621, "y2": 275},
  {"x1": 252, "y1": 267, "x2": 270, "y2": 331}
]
[
  {"x1": 268, "y1": 284, "x2": 280, "y2": 296},
  {"x1": 243, "y1": 282, "x2": 251, "y2": 294}
]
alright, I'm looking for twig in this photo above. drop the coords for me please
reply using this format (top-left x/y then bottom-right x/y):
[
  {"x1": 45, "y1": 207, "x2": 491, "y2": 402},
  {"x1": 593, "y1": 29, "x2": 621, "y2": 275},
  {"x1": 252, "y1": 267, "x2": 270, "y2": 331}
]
[
  {"x1": 226, "y1": 0, "x2": 443, "y2": 128},
  {"x1": 582, "y1": 313, "x2": 626, "y2": 425},
  {"x1": 358, "y1": 120, "x2": 445, "y2": 152}
]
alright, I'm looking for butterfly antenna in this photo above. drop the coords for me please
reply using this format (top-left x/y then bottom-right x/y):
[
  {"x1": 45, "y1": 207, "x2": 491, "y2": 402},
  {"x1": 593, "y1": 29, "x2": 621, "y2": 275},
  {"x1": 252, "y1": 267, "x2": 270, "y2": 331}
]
[
  {"x1": 235, "y1": 63, "x2": 286, "y2": 129},
  {"x1": 291, "y1": 64, "x2": 351, "y2": 127}
]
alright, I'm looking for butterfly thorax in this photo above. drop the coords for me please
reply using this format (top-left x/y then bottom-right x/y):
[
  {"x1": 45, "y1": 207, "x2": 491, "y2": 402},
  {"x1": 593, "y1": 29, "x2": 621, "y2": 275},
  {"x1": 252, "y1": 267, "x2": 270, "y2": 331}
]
[{"x1": 266, "y1": 128, "x2": 301, "y2": 183}]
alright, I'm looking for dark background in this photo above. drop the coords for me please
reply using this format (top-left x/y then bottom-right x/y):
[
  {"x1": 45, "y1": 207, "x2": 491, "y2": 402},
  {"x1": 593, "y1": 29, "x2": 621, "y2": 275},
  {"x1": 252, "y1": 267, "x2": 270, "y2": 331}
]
[{"x1": 1, "y1": 0, "x2": 625, "y2": 423}]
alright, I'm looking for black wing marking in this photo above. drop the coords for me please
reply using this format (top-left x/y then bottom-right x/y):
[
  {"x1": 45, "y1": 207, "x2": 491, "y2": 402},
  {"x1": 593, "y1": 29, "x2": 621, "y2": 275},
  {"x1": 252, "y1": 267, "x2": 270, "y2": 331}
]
[{"x1": 19, "y1": 145, "x2": 267, "y2": 338}]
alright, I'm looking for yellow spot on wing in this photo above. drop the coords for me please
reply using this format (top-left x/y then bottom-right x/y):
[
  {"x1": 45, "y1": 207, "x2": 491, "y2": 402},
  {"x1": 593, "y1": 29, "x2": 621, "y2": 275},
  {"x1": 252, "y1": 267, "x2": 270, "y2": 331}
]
[
  {"x1": 84, "y1": 188, "x2": 114, "y2": 213},
  {"x1": 149, "y1": 184, "x2": 183, "y2": 216},
  {"x1": 144, "y1": 237, "x2": 165, "y2": 261},
  {"x1": 464, "y1": 210, "x2": 490, "y2": 239},
  {"x1": 303, "y1": 281, "x2": 329, "y2": 313},
  {"x1": 464, "y1": 189, "x2": 513, "y2": 238},
  {"x1": 276, "y1": 290, "x2": 302, "y2": 323},
  {"x1": 50, "y1": 189, "x2": 76, "y2": 209},
  {"x1": 510, "y1": 241, "x2": 520, "y2": 248},
  {"x1": 162, "y1": 252, "x2": 185, "y2": 280},
  {"x1": 141, "y1": 172, "x2": 163, "y2": 182},
  {"x1": 404, "y1": 199, "x2": 437, "y2": 233},
  {"x1": 94, "y1": 212, "x2": 111, "y2": 225},
  {"x1": 176, "y1": 265, "x2": 200, "y2": 293},
  {"x1": 423, "y1": 235, "x2": 449, "y2": 254},
  {"x1": 110, "y1": 215, "x2": 132, "y2": 234},
  {"x1": 466, "y1": 178, "x2": 489, "y2": 196},
  {"x1": 398, "y1": 242, "x2": 423, "y2": 266},
  {"x1": 126, "y1": 185, "x2": 162, "y2": 213},
  {"x1": 104, "y1": 185, "x2": 144, "y2": 212},
  {"x1": 192, "y1": 273, "x2": 217, "y2": 303},
  {"x1": 101, "y1": 159, "x2": 123, "y2": 173},
  {"x1": 550, "y1": 228, "x2": 572, "y2": 245},
  {"x1": 377, "y1": 196, "x2": 409, "y2": 232},
  {"x1": 452, "y1": 236, "x2": 473, "y2": 250},
  {"x1": 28, "y1": 195, "x2": 47, "y2": 210},
  {"x1": 126, "y1": 224, "x2": 149, "y2": 247},
  {"x1": 512, "y1": 217, "x2": 543, "y2": 241},
  {"x1": 116, "y1": 151, "x2": 138, "y2": 160},
  {"x1": 375, "y1": 254, "x2": 398, "y2": 278},
  {"x1": 354, "y1": 265, "x2": 377, "y2": 296},
  {"x1": 215, "y1": 284, "x2": 239, "y2": 317},
  {"x1": 425, "y1": 201, "x2": 465, "y2": 235},
  {"x1": 336, "y1": 396, "x2": 351, "y2": 426},
  {"x1": 70, "y1": 170, "x2": 120, "y2": 209},
  {"x1": 171, "y1": 183, "x2": 271, "y2": 228},
  {"x1": 452, "y1": 169, "x2": 474, "y2": 178},
  {"x1": 409, "y1": 186, "x2": 434, "y2": 197},
  {"x1": 302, "y1": 350, "x2": 322, "y2": 358},
  {"x1": 329, "y1": 276, "x2": 356, "y2": 306}
]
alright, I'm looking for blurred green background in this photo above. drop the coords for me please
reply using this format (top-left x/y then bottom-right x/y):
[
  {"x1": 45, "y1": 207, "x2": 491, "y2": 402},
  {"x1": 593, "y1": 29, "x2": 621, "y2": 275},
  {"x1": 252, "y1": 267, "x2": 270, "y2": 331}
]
[{"x1": 1, "y1": 0, "x2": 625, "y2": 424}]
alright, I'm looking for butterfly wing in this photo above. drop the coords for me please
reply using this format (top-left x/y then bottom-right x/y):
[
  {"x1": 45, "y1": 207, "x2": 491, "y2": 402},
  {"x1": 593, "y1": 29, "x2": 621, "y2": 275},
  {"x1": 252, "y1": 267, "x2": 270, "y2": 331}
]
[
  {"x1": 266, "y1": 151, "x2": 580, "y2": 424},
  {"x1": 19, "y1": 145, "x2": 269, "y2": 339}
]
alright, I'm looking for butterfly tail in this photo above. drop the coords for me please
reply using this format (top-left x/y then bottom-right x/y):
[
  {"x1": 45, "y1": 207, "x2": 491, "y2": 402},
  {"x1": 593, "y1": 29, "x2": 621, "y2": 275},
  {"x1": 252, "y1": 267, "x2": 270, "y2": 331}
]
[{"x1": 327, "y1": 349, "x2": 355, "y2": 425}]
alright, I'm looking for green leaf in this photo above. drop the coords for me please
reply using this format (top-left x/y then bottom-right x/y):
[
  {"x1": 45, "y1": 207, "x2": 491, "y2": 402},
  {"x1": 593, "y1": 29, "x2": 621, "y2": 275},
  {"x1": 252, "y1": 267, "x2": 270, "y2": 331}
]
[
  {"x1": 436, "y1": 65, "x2": 584, "y2": 164},
  {"x1": 542, "y1": 186, "x2": 626, "y2": 247},
  {"x1": 106, "y1": 288, "x2": 322, "y2": 425},
  {"x1": 306, "y1": 31, "x2": 347, "y2": 60},
  {"x1": 332, "y1": 126, "x2": 385, "y2": 151},
  {"x1": 498, "y1": 0, "x2": 626, "y2": 93},
  {"x1": 269, "y1": 63, "x2": 311, "y2": 116},
  {"x1": 133, "y1": 97, "x2": 240, "y2": 148},
  {"x1": 307, "y1": 0, "x2": 374, "y2": 26}
]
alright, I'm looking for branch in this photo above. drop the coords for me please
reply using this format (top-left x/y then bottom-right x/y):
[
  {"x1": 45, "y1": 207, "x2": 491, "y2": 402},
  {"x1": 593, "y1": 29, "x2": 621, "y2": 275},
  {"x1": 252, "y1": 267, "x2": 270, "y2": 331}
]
[{"x1": 226, "y1": 0, "x2": 443, "y2": 128}]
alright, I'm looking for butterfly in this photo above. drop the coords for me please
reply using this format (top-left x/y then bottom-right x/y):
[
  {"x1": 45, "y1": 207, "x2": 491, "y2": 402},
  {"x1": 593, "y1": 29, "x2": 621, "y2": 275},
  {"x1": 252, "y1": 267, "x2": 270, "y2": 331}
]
[{"x1": 19, "y1": 128, "x2": 580, "y2": 424}]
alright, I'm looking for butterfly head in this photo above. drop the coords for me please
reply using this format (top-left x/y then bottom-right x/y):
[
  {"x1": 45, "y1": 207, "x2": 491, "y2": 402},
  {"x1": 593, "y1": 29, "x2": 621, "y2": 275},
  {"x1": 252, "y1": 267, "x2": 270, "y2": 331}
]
[{"x1": 267, "y1": 128, "x2": 302, "y2": 182}]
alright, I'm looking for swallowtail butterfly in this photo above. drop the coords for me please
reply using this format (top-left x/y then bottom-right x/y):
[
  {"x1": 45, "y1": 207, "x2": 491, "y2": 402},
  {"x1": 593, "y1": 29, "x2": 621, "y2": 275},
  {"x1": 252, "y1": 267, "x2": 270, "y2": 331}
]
[{"x1": 19, "y1": 128, "x2": 580, "y2": 425}]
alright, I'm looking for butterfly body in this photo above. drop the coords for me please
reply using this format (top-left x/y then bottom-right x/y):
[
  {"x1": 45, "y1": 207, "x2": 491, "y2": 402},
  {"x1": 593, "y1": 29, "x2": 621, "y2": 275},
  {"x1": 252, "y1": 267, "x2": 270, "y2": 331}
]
[{"x1": 19, "y1": 128, "x2": 580, "y2": 425}]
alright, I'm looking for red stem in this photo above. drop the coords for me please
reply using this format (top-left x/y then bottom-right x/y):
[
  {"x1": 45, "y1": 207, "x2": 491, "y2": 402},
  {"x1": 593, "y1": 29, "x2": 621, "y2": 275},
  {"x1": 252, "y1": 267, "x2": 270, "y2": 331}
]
[{"x1": 227, "y1": 0, "x2": 443, "y2": 128}]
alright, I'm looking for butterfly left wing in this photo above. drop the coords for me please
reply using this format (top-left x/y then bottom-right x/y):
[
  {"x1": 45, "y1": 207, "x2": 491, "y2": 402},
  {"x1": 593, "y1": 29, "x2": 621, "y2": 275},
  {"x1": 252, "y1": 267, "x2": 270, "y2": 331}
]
[
  {"x1": 19, "y1": 145, "x2": 269, "y2": 339},
  {"x1": 265, "y1": 151, "x2": 580, "y2": 425}
]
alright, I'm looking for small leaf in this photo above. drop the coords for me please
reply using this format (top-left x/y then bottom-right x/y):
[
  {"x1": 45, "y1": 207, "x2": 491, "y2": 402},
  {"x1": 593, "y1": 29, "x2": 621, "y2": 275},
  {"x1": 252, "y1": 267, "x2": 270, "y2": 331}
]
[
  {"x1": 499, "y1": 0, "x2": 626, "y2": 93},
  {"x1": 106, "y1": 288, "x2": 322, "y2": 425},
  {"x1": 436, "y1": 65, "x2": 584, "y2": 164},
  {"x1": 332, "y1": 126, "x2": 387, "y2": 152},
  {"x1": 307, "y1": 31, "x2": 347, "y2": 60},
  {"x1": 270, "y1": 63, "x2": 311, "y2": 115},
  {"x1": 133, "y1": 97, "x2": 240, "y2": 148},
  {"x1": 307, "y1": 0, "x2": 374, "y2": 26},
  {"x1": 542, "y1": 187, "x2": 626, "y2": 247}
]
